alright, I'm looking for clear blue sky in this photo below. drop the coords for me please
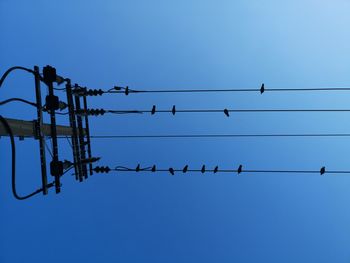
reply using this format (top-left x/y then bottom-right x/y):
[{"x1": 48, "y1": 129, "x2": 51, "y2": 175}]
[{"x1": 1, "y1": 0, "x2": 350, "y2": 262}]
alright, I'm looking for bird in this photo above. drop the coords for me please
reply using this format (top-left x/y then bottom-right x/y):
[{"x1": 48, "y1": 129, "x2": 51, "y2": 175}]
[
  {"x1": 223, "y1": 108, "x2": 230, "y2": 117},
  {"x1": 213, "y1": 166, "x2": 219, "y2": 173},
  {"x1": 151, "y1": 105, "x2": 156, "y2": 115},
  {"x1": 182, "y1": 165, "x2": 188, "y2": 173},
  {"x1": 260, "y1": 83, "x2": 265, "y2": 94},
  {"x1": 237, "y1": 165, "x2": 243, "y2": 174},
  {"x1": 172, "y1": 105, "x2": 176, "y2": 115},
  {"x1": 201, "y1": 165, "x2": 206, "y2": 174},
  {"x1": 151, "y1": 165, "x2": 156, "y2": 172},
  {"x1": 135, "y1": 164, "x2": 140, "y2": 172},
  {"x1": 320, "y1": 166, "x2": 326, "y2": 175},
  {"x1": 169, "y1": 168, "x2": 175, "y2": 175}
]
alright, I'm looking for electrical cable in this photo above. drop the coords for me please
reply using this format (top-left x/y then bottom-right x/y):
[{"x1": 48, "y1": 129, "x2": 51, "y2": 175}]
[
  {"x1": 105, "y1": 86, "x2": 350, "y2": 95},
  {"x1": 62, "y1": 166, "x2": 74, "y2": 175},
  {"x1": 79, "y1": 107, "x2": 350, "y2": 117},
  {"x1": 0, "y1": 98, "x2": 37, "y2": 107},
  {"x1": 83, "y1": 133, "x2": 350, "y2": 139},
  {"x1": 93, "y1": 165, "x2": 350, "y2": 175},
  {"x1": 65, "y1": 136, "x2": 73, "y2": 150},
  {"x1": 0, "y1": 115, "x2": 46, "y2": 200},
  {"x1": 55, "y1": 112, "x2": 69, "y2": 115},
  {"x1": 53, "y1": 87, "x2": 67, "y2": 91},
  {"x1": 0, "y1": 66, "x2": 39, "y2": 88},
  {"x1": 44, "y1": 140, "x2": 53, "y2": 158}
]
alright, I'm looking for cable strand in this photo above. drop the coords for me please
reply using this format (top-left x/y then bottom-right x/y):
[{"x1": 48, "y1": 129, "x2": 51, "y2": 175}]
[
  {"x1": 0, "y1": 115, "x2": 44, "y2": 200},
  {"x1": 0, "y1": 66, "x2": 39, "y2": 88}
]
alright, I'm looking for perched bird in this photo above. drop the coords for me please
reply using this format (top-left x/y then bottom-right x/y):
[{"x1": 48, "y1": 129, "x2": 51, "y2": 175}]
[
  {"x1": 151, "y1": 165, "x2": 156, "y2": 172},
  {"x1": 260, "y1": 83, "x2": 265, "y2": 94},
  {"x1": 135, "y1": 164, "x2": 140, "y2": 172},
  {"x1": 169, "y1": 168, "x2": 175, "y2": 175},
  {"x1": 182, "y1": 165, "x2": 188, "y2": 173},
  {"x1": 237, "y1": 164, "x2": 243, "y2": 174},
  {"x1": 125, "y1": 86, "x2": 129, "y2": 95},
  {"x1": 151, "y1": 105, "x2": 156, "y2": 115},
  {"x1": 172, "y1": 105, "x2": 176, "y2": 115},
  {"x1": 213, "y1": 166, "x2": 219, "y2": 173},
  {"x1": 201, "y1": 165, "x2": 206, "y2": 174},
  {"x1": 223, "y1": 108, "x2": 230, "y2": 117},
  {"x1": 320, "y1": 166, "x2": 326, "y2": 175}
]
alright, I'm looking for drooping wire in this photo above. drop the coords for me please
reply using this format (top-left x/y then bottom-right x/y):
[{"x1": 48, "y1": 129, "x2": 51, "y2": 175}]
[
  {"x1": 0, "y1": 66, "x2": 40, "y2": 88},
  {"x1": 0, "y1": 115, "x2": 52, "y2": 200},
  {"x1": 0, "y1": 98, "x2": 37, "y2": 107}
]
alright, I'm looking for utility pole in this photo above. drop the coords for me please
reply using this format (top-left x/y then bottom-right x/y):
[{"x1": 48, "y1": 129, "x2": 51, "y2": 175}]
[
  {"x1": 0, "y1": 65, "x2": 98, "y2": 198},
  {"x1": 2, "y1": 64, "x2": 349, "y2": 200}
]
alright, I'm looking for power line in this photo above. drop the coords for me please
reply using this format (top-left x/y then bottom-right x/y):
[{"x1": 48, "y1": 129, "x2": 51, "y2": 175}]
[
  {"x1": 55, "y1": 84, "x2": 350, "y2": 97},
  {"x1": 107, "y1": 108, "x2": 350, "y2": 115},
  {"x1": 81, "y1": 133, "x2": 350, "y2": 139},
  {"x1": 21, "y1": 133, "x2": 350, "y2": 139},
  {"x1": 0, "y1": 66, "x2": 39, "y2": 88},
  {"x1": 93, "y1": 165, "x2": 350, "y2": 175},
  {"x1": 0, "y1": 98, "x2": 37, "y2": 107},
  {"x1": 78, "y1": 107, "x2": 350, "y2": 117},
  {"x1": 105, "y1": 85, "x2": 350, "y2": 95}
]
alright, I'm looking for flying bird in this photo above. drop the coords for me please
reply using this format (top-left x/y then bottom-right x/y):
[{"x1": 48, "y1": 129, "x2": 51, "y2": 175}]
[{"x1": 172, "y1": 105, "x2": 176, "y2": 115}]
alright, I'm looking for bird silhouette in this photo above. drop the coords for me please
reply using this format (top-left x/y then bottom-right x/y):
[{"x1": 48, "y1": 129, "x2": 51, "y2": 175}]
[
  {"x1": 169, "y1": 168, "x2": 175, "y2": 175},
  {"x1": 201, "y1": 165, "x2": 206, "y2": 174},
  {"x1": 237, "y1": 164, "x2": 243, "y2": 174},
  {"x1": 223, "y1": 108, "x2": 230, "y2": 117},
  {"x1": 260, "y1": 83, "x2": 265, "y2": 94},
  {"x1": 320, "y1": 166, "x2": 326, "y2": 175},
  {"x1": 151, "y1": 105, "x2": 156, "y2": 115},
  {"x1": 136, "y1": 164, "x2": 140, "y2": 172},
  {"x1": 183, "y1": 165, "x2": 188, "y2": 173},
  {"x1": 214, "y1": 166, "x2": 219, "y2": 173},
  {"x1": 172, "y1": 105, "x2": 176, "y2": 115}
]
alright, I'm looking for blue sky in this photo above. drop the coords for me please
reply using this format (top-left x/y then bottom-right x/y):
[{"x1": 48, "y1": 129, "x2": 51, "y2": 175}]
[{"x1": 1, "y1": 0, "x2": 350, "y2": 262}]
